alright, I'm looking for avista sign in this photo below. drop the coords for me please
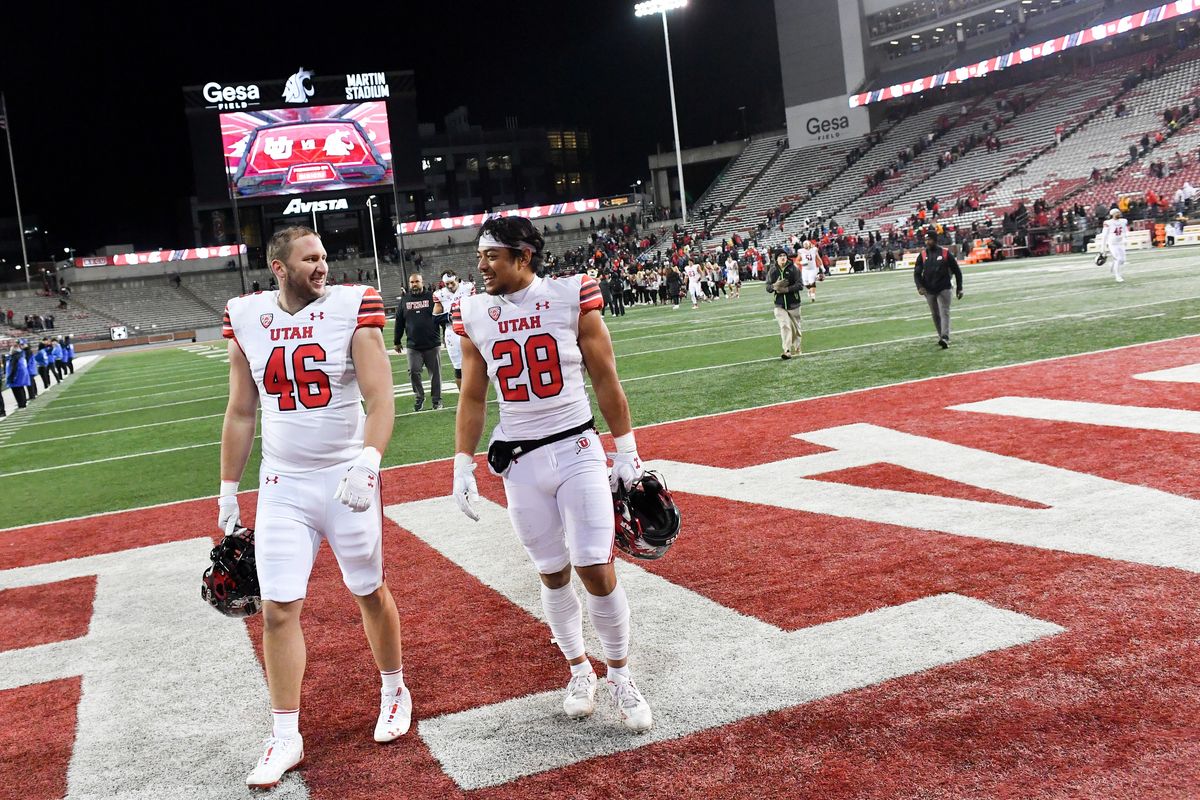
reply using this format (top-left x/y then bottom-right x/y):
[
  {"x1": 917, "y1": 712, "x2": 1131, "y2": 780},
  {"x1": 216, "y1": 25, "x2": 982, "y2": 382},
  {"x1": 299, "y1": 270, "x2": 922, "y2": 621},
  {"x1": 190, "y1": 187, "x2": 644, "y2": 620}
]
[{"x1": 283, "y1": 197, "x2": 349, "y2": 215}]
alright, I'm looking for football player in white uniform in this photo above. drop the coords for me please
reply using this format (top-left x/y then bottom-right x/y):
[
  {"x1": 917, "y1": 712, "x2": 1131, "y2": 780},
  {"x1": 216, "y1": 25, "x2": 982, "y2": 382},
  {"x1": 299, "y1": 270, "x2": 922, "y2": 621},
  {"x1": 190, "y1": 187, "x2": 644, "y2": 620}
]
[
  {"x1": 432, "y1": 269, "x2": 476, "y2": 391},
  {"x1": 451, "y1": 216, "x2": 654, "y2": 733},
  {"x1": 724, "y1": 255, "x2": 741, "y2": 298},
  {"x1": 684, "y1": 262, "x2": 704, "y2": 309},
  {"x1": 1099, "y1": 207, "x2": 1129, "y2": 282},
  {"x1": 219, "y1": 227, "x2": 412, "y2": 790},
  {"x1": 797, "y1": 240, "x2": 821, "y2": 302}
]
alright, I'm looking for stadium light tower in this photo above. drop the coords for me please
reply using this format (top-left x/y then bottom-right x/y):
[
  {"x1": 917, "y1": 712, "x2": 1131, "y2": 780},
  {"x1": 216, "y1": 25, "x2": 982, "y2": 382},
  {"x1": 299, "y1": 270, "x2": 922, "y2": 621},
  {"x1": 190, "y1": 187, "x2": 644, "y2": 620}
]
[{"x1": 635, "y1": 0, "x2": 688, "y2": 224}]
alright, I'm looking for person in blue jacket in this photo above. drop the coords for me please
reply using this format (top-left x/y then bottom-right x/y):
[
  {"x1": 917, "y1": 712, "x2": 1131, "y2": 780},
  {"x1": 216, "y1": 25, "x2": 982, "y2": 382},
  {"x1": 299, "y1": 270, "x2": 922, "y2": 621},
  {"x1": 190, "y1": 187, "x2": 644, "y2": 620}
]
[
  {"x1": 0, "y1": 351, "x2": 6, "y2": 417},
  {"x1": 63, "y1": 335, "x2": 75, "y2": 374},
  {"x1": 25, "y1": 346, "x2": 39, "y2": 399},
  {"x1": 6, "y1": 345, "x2": 31, "y2": 409},
  {"x1": 34, "y1": 342, "x2": 52, "y2": 389},
  {"x1": 50, "y1": 337, "x2": 65, "y2": 382}
]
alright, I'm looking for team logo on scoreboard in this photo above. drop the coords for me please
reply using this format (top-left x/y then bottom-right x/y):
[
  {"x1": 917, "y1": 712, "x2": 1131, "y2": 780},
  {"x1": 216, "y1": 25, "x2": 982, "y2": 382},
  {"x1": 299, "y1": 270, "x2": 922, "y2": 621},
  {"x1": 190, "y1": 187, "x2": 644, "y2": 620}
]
[
  {"x1": 260, "y1": 314, "x2": 273, "y2": 328},
  {"x1": 282, "y1": 68, "x2": 315, "y2": 104}
]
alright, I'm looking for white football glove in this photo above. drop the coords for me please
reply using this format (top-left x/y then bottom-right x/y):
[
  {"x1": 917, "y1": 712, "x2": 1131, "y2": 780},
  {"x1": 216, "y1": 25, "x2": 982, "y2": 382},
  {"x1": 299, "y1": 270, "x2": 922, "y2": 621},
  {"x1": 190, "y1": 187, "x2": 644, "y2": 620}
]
[
  {"x1": 609, "y1": 433, "x2": 644, "y2": 493},
  {"x1": 334, "y1": 447, "x2": 382, "y2": 513},
  {"x1": 217, "y1": 480, "x2": 240, "y2": 537},
  {"x1": 453, "y1": 452, "x2": 481, "y2": 521}
]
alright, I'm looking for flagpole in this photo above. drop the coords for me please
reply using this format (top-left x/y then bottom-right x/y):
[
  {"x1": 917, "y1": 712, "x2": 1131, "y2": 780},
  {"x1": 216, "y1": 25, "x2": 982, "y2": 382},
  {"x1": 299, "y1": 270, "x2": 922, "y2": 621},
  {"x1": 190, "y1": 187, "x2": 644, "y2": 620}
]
[{"x1": 1, "y1": 93, "x2": 30, "y2": 286}]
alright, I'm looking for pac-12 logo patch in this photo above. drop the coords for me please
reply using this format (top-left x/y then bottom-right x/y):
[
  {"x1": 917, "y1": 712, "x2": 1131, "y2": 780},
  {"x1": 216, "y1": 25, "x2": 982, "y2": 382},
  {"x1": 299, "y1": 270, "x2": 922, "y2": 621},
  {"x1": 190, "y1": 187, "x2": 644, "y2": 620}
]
[
  {"x1": 488, "y1": 307, "x2": 501, "y2": 321},
  {"x1": 260, "y1": 313, "x2": 274, "y2": 328}
]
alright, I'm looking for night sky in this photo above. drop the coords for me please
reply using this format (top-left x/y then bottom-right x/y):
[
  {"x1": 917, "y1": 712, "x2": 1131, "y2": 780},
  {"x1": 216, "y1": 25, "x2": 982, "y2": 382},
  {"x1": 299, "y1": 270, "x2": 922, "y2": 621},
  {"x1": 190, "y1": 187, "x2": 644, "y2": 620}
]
[{"x1": 0, "y1": 0, "x2": 782, "y2": 258}]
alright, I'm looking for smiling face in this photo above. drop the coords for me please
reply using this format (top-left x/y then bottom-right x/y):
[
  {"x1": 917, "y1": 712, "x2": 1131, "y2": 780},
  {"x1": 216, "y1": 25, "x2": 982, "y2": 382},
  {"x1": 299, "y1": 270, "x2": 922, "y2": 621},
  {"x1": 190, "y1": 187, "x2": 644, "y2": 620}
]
[
  {"x1": 272, "y1": 234, "x2": 327, "y2": 304},
  {"x1": 476, "y1": 247, "x2": 533, "y2": 296}
]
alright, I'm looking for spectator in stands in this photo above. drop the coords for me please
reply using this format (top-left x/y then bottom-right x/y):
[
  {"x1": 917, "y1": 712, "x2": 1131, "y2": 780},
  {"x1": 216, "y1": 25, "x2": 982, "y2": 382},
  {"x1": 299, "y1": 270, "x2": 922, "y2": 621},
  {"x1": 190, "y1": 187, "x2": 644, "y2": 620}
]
[
  {"x1": 914, "y1": 229, "x2": 963, "y2": 350},
  {"x1": 393, "y1": 273, "x2": 442, "y2": 412},
  {"x1": 4, "y1": 309, "x2": 11, "y2": 326},
  {"x1": 1141, "y1": 133, "x2": 1151, "y2": 155}
]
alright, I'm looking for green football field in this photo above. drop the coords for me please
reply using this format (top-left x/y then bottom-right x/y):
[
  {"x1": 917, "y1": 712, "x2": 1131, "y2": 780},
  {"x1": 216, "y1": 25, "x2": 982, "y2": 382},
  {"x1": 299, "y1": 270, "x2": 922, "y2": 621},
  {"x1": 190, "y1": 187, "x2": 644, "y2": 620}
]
[{"x1": 2, "y1": 248, "x2": 1198, "y2": 528}]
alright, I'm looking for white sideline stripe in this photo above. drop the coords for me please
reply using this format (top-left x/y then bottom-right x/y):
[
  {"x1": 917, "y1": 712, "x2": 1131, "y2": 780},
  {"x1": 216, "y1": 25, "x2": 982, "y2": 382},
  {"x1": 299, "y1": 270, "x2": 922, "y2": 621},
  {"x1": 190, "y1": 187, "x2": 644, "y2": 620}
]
[
  {"x1": 0, "y1": 413, "x2": 224, "y2": 449},
  {"x1": 0, "y1": 441, "x2": 234, "y2": 477},
  {"x1": 48, "y1": 386, "x2": 228, "y2": 413},
  {"x1": 4, "y1": 332, "x2": 1198, "y2": 530},
  {"x1": 621, "y1": 296, "x2": 1200, "y2": 384},
  {"x1": 949, "y1": 397, "x2": 1200, "y2": 435},
  {"x1": 1134, "y1": 363, "x2": 1200, "y2": 383},
  {"x1": 1182, "y1": 314, "x2": 1200, "y2": 320},
  {"x1": 6, "y1": 394, "x2": 228, "y2": 429},
  {"x1": 1132, "y1": 313, "x2": 1166, "y2": 320}
]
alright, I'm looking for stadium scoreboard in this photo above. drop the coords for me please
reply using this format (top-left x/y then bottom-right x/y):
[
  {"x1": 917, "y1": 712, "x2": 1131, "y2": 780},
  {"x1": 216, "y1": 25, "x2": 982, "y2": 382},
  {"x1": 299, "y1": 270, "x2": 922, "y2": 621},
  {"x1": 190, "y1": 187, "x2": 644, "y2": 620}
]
[{"x1": 184, "y1": 68, "x2": 421, "y2": 205}]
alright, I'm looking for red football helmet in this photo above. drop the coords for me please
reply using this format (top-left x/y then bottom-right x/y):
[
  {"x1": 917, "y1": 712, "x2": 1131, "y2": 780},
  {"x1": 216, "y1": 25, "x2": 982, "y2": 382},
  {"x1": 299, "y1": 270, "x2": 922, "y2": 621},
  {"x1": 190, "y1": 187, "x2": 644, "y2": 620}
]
[
  {"x1": 201, "y1": 526, "x2": 262, "y2": 618},
  {"x1": 614, "y1": 472, "x2": 681, "y2": 560}
]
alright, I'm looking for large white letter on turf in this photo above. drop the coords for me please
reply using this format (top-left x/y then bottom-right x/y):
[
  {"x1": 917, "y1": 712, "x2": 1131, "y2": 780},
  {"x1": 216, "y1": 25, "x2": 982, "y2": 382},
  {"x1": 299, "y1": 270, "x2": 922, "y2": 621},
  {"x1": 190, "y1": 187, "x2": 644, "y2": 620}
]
[
  {"x1": 386, "y1": 498, "x2": 1062, "y2": 790},
  {"x1": 0, "y1": 539, "x2": 308, "y2": 800},
  {"x1": 652, "y1": 422, "x2": 1200, "y2": 573}
]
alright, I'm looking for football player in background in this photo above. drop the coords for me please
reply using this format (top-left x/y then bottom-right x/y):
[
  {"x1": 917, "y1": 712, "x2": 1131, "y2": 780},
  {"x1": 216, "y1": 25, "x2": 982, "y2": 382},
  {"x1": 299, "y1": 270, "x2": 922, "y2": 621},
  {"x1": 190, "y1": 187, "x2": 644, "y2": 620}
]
[
  {"x1": 797, "y1": 240, "x2": 821, "y2": 302},
  {"x1": 1098, "y1": 207, "x2": 1129, "y2": 282},
  {"x1": 219, "y1": 226, "x2": 411, "y2": 790},
  {"x1": 450, "y1": 216, "x2": 654, "y2": 733},
  {"x1": 432, "y1": 269, "x2": 476, "y2": 393},
  {"x1": 684, "y1": 260, "x2": 704, "y2": 309}
]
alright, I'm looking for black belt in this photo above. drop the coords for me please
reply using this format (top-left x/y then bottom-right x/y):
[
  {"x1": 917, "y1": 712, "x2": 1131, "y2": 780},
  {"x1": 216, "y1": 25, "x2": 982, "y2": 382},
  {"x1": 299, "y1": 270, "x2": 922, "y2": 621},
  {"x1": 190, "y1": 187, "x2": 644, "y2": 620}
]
[{"x1": 487, "y1": 418, "x2": 596, "y2": 476}]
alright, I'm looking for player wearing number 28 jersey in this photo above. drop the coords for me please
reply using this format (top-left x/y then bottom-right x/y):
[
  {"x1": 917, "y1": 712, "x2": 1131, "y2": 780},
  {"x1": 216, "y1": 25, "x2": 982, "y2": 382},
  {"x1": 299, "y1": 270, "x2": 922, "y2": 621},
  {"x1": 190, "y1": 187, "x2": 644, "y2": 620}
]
[
  {"x1": 219, "y1": 227, "x2": 412, "y2": 790},
  {"x1": 452, "y1": 216, "x2": 653, "y2": 733}
]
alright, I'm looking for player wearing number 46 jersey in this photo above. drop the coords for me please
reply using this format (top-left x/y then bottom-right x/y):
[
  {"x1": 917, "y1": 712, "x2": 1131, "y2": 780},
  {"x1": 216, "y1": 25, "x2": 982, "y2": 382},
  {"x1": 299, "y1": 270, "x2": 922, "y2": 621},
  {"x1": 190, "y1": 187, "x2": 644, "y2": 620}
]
[
  {"x1": 219, "y1": 227, "x2": 412, "y2": 790},
  {"x1": 451, "y1": 216, "x2": 653, "y2": 733}
]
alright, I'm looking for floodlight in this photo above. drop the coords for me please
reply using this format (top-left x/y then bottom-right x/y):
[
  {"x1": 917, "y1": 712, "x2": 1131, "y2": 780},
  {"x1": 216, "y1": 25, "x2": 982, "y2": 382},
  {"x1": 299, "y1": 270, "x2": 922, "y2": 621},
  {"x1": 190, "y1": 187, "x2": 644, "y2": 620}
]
[{"x1": 634, "y1": 0, "x2": 686, "y2": 17}]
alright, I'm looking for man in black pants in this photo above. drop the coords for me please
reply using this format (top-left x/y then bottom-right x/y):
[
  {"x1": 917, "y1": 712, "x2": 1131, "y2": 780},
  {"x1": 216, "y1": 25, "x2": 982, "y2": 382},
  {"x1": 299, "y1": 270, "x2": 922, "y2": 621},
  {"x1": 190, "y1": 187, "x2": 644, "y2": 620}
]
[
  {"x1": 394, "y1": 273, "x2": 443, "y2": 411},
  {"x1": 607, "y1": 270, "x2": 625, "y2": 316},
  {"x1": 914, "y1": 229, "x2": 964, "y2": 348}
]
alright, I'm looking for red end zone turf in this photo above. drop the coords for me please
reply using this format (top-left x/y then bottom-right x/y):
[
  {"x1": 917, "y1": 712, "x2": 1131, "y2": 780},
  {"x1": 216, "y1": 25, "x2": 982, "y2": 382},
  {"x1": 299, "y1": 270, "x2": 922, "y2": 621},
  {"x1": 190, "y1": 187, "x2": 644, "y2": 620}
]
[{"x1": 1, "y1": 337, "x2": 1198, "y2": 799}]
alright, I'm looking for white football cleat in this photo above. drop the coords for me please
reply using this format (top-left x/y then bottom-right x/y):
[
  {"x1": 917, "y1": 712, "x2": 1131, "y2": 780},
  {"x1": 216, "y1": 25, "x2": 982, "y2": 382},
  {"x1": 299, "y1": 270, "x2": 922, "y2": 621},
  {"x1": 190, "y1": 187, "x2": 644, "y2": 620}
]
[
  {"x1": 563, "y1": 671, "x2": 598, "y2": 718},
  {"x1": 607, "y1": 676, "x2": 653, "y2": 733},
  {"x1": 374, "y1": 686, "x2": 412, "y2": 742},
  {"x1": 246, "y1": 734, "x2": 303, "y2": 790}
]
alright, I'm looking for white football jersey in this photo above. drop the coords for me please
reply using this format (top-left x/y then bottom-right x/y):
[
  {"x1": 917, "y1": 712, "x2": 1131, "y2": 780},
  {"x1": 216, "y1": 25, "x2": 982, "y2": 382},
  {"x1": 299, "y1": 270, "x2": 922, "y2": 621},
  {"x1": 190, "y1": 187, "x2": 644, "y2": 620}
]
[
  {"x1": 798, "y1": 247, "x2": 821, "y2": 274},
  {"x1": 685, "y1": 264, "x2": 701, "y2": 285},
  {"x1": 433, "y1": 281, "x2": 475, "y2": 314},
  {"x1": 223, "y1": 285, "x2": 385, "y2": 472},
  {"x1": 453, "y1": 275, "x2": 603, "y2": 440},
  {"x1": 1102, "y1": 218, "x2": 1129, "y2": 248}
]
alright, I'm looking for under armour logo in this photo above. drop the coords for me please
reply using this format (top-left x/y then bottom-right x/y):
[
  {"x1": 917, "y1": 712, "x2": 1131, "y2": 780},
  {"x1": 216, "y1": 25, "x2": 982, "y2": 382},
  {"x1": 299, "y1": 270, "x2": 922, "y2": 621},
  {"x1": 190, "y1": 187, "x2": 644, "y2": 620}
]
[
  {"x1": 310, "y1": 311, "x2": 324, "y2": 320},
  {"x1": 535, "y1": 301, "x2": 551, "y2": 310},
  {"x1": 264, "y1": 476, "x2": 279, "y2": 485}
]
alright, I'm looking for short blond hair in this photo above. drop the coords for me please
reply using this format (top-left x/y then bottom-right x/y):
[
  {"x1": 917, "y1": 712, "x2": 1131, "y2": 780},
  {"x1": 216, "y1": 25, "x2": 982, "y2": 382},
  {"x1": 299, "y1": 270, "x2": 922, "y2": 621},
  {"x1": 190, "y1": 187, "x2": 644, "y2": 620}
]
[{"x1": 267, "y1": 226, "x2": 319, "y2": 267}]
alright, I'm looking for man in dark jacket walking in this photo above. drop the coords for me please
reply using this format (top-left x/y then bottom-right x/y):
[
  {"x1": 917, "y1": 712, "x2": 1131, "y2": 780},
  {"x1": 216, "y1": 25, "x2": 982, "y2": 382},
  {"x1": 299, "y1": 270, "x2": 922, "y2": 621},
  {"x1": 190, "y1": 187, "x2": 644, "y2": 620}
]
[
  {"x1": 914, "y1": 229, "x2": 964, "y2": 348},
  {"x1": 394, "y1": 273, "x2": 443, "y2": 411},
  {"x1": 766, "y1": 251, "x2": 804, "y2": 359}
]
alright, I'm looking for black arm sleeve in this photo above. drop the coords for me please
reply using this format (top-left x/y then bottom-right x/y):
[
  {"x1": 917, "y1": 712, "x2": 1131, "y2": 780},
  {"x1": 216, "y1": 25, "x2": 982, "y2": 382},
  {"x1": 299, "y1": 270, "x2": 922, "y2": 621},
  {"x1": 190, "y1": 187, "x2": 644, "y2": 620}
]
[
  {"x1": 913, "y1": 254, "x2": 924, "y2": 289},
  {"x1": 948, "y1": 254, "x2": 963, "y2": 291}
]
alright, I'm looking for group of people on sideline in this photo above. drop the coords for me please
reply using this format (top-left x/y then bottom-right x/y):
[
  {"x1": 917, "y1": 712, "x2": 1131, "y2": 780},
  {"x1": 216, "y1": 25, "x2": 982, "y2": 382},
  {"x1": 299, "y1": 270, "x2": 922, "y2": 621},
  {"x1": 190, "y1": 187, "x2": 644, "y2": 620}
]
[{"x1": 1, "y1": 335, "x2": 75, "y2": 414}]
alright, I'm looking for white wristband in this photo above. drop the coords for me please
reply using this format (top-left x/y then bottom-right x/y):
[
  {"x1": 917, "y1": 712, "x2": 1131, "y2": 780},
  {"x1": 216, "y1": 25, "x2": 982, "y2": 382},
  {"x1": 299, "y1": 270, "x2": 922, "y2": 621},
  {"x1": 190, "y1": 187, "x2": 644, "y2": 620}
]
[
  {"x1": 454, "y1": 452, "x2": 475, "y2": 469},
  {"x1": 358, "y1": 446, "x2": 382, "y2": 471},
  {"x1": 614, "y1": 433, "x2": 637, "y2": 453},
  {"x1": 219, "y1": 480, "x2": 239, "y2": 497}
]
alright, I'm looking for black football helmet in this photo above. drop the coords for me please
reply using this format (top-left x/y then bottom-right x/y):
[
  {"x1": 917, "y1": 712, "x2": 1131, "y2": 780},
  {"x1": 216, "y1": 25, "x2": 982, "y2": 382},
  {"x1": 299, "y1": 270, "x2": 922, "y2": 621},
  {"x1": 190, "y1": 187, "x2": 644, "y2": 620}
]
[
  {"x1": 1095, "y1": 252, "x2": 1108, "y2": 266},
  {"x1": 201, "y1": 526, "x2": 261, "y2": 617},
  {"x1": 614, "y1": 472, "x2": 681, "y2": 560}
]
